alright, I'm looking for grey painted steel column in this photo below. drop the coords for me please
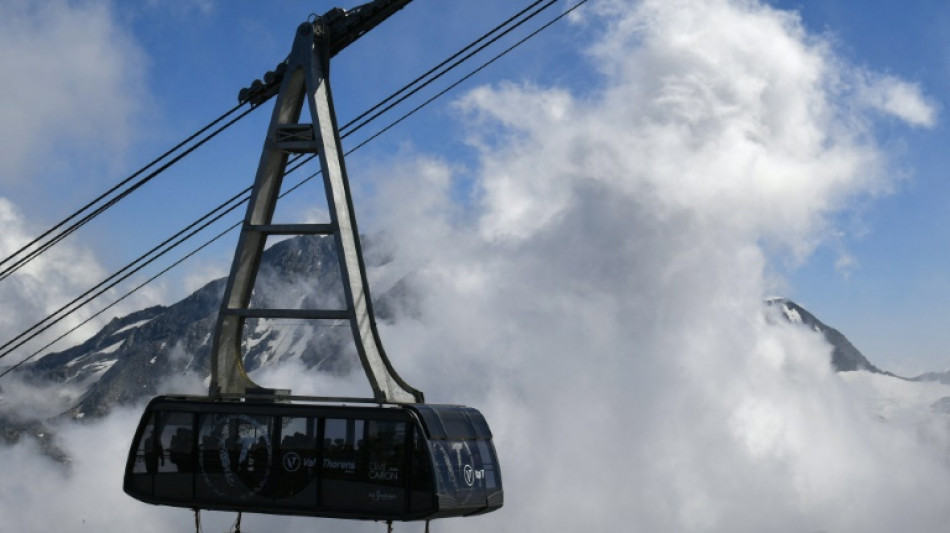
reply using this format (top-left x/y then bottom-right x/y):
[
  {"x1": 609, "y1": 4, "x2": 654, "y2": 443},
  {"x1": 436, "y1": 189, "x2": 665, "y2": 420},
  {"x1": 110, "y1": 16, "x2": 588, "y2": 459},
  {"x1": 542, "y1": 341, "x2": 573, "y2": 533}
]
[
  {"x1": 209, "y1": 19, "x2": 423, "y2": 403},
  {"x1": 307, "y1": 25, "x2": 420, "y2": 404},
  {"x1": 208, "y1": 49, "x2": 306, "y2": 398}
]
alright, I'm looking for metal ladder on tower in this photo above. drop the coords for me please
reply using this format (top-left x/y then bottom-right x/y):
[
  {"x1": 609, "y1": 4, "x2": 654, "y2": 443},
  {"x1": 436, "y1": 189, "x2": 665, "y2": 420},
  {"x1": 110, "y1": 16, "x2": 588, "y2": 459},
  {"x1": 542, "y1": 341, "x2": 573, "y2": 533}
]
[{"x1": 208, "y1": 0, "x2": 423, "y2": 404}]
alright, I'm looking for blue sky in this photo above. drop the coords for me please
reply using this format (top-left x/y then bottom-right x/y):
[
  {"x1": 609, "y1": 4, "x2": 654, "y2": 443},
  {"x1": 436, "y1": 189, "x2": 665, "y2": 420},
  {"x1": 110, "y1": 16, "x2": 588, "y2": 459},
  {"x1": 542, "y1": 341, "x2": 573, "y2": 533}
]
[
  {"x1": 770, "y1": 0, "x2": 950, "y2": 373},
  {"x1": 0, "y1": 0, "x2": 947, "y2": 373},
  {"x1": 0, "y1": 0, "x2": 602, "y2": 362},
  {"x1": 11, "y1": 2, "x2": 950, "y2": 532}
]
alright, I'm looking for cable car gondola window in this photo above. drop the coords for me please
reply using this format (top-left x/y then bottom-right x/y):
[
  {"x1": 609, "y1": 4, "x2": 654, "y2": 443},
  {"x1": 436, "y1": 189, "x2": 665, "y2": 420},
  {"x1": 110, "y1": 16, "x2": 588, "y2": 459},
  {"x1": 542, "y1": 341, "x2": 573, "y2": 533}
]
[
  {"x1": 130, "y1": 411, "x2": 196, "y2": 502},
  {"x1": 273, "y1": 415, "x2": 320, "y2": 507},
  {"x1": 476, "y1": 440, "x2": 500, "y2": 490},
  {"x1": 128, "y1": 412, "x2": 158, "y2": 497},
  {"x1": 365, "y1": 419, "x2": 407, "y2": 488},
  {"x1": 321, "y1": 418, "x2": 364, "y2": 511},
  {"x1": 409, "y1": 424, "x2": 435, "y2": 514},
  {"x1": 124, "y1": 398, "x2": 502, "y2": 519},
  {"x1": 363, "y1": 419, "x2": 409, "y2": 512},
  {"x1": 131, "y1": 413, "x2": 156, "y2": 476},
  {"x1": 163, "y1": 412, "x2": 195, "y2": 473},
  {"x1": 195, "y1": 412, "x2": 274, "y2": 505}
]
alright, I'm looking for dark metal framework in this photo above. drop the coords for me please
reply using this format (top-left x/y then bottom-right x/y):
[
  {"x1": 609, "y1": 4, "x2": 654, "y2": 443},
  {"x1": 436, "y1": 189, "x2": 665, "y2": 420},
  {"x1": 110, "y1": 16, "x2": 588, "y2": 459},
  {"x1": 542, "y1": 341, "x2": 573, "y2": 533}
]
[
  {"x1": 125, "y1": 2, "x2": 505, "y2": 523},
  {"x1": 124, "y1": 396, "x2": 503, "y2": 520},
  {"x1": 210, "y1": 0, "x2": 422, "y2": 403}
]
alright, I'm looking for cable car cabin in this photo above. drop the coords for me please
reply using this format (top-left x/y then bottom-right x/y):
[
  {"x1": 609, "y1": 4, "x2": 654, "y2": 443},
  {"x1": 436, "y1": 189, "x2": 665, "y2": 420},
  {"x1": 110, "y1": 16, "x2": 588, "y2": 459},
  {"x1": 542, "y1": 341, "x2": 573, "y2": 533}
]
[{"x1": 124, "y1": 396, "x2": 503, "y2": 521}]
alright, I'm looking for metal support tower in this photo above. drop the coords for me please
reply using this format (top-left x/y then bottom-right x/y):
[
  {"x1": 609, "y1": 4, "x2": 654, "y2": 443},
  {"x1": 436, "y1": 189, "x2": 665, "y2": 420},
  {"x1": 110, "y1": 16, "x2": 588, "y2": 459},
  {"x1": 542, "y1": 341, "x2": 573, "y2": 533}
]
[{"x1": 209, "y1": 1, "x2": 423, "y2": 404}]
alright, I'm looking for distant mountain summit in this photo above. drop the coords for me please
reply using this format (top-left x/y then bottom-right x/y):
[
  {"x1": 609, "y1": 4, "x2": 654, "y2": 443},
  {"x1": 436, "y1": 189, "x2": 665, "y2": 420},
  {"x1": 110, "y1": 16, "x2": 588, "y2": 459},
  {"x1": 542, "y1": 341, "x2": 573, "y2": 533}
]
[
  {"x1": 2, "y1": 235, "x2": 409, "y2": 424},
  {"x1": 0, "y1": 242, "x2": 899, "y2": 452},
  {"x1": 766, "y1": 297, "x2": 885, "y2": 374},
  {"x1": 911, "y1": 370, "x2": 950, "y2": 385}
]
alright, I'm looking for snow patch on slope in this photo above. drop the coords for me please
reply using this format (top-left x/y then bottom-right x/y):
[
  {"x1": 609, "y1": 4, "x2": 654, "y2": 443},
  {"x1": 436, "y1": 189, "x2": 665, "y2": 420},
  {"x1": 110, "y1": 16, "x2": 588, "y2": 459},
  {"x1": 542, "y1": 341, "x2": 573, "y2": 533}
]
[
  {"x1": 840, "y1": 371, "x2": 950, "y2": 424},
  {"x1": 113, "y1": 318, "x2": 153, "y2": 336},
  {"x1": 64, "y1": 339, "x2": 123, "y2": 368}
]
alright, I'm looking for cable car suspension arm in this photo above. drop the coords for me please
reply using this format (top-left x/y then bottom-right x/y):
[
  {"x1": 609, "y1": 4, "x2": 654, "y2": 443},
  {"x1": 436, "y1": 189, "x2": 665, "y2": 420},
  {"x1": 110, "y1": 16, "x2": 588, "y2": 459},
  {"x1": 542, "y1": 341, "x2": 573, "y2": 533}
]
[{"x1": 211, "y1": 0, "x2": 422, "y2": 403}]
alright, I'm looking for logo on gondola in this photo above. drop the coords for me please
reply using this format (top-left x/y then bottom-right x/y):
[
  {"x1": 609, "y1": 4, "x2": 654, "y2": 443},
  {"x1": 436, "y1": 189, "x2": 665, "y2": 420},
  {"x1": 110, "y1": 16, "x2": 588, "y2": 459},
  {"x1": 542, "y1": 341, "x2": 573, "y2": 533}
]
[
  {"x1": 197, "y1": 414, "x2": 273, "y2": 500},
  {"x1": 368, "y1": 489, "x2": 397, "y2": 503},
  {"x1": 463, "y1": 464, "x2": 485, "y2": 487},
  {"x1": 369, "y1": 462, "x2": 399, "y2": 481},
  {"x1": 283, "y1": 452, "x2": 301, "y2": 472},
  {"x1": 324, "y1": 458, "x2": 357, "y2": 472}
]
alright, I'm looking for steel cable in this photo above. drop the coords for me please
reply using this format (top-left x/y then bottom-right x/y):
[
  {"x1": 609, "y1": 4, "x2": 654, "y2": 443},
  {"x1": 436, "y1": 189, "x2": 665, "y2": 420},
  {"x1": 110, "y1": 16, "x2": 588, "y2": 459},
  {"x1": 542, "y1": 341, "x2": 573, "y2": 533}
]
[
  {"x1": 0, "y1": 0, "x2": 590, "y2": 372},
  {"x1": 0, "y1": 103, "x2": 255, "y2": 283}
]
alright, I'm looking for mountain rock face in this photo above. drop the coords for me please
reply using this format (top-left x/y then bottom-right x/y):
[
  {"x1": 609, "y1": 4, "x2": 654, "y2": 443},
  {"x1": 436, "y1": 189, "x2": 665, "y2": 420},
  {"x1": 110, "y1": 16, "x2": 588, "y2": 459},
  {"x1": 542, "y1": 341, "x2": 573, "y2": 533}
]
[
  {"x1": 912, "y1": 370, "x2": 950, "y2": 385},
  {"x1": 0, "y1": 235, "x2": 410, "y2": 430},
  {"x1": 766, "y1": 297, "x2": 885, "y2": 374},
  {"x1": 0, "y1": 239, "x2": 887, "y2": 453}
]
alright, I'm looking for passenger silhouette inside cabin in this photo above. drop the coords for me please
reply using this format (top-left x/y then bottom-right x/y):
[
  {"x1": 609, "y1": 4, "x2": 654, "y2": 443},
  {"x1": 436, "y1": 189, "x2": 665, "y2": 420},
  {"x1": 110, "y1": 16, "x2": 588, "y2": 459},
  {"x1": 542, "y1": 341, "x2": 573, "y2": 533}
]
[
  {"x1": 144, "y1": 435, "x2": 164, "y2": 474},
  {"x1": 170, "y1": 427, "x2": 193, "y2": 472}
]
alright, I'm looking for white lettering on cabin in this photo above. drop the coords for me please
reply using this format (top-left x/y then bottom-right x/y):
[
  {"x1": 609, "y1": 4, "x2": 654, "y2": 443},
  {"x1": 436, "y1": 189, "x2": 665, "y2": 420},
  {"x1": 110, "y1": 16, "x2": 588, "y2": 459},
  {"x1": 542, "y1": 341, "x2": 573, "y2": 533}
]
[
  {"x1": 323, "y1": 458, "x2": 356, "y2": 471},
  {"x1": 368, "y1": 461, "x2": 399, "y2": 481},
  {"x1": 283, "y1": 452, "x2": 301, "y2": 472},
  {"x1": 463, "y1": 464, "x2": 485, "y2": 487},
  {"x1": 282, "y1": 453, "x2": 318, "y2": 472},
  {"x1": 368, "y1": 488, "x2": 397, "y2": 502}
]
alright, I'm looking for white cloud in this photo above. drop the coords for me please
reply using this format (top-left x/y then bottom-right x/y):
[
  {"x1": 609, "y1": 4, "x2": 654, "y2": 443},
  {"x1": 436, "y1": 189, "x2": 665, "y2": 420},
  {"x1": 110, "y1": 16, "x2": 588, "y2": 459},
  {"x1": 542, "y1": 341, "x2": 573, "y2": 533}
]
[
  {"x1": 0, "y1": 198, "x2": 168, "y2": 366},
  {"x1": 145, "y1": 0, "x2": 216, "y2": 17},
  {"x1": 366, "y1": 0, "x2": 950, "y2": 531},
  {"x1": 834, "y1": 248, "x2": 856, "y2": 277},
  {"x1": 1, "y1": 0, "x2": 947, "y2": 532},
  {"x1": 461, "y1": 0, "x2": 898, "y2": 260},
  {"x1": 0, "y1": 407, "x2": 204, "y2": 533},
  {"x1": 858, "y1": 73, "x2": 937, "y2": 127},
  {"x1": 0, "y1": 0, "x2": 154, "y2": 363},
  {"x1": 0, "y1": 0, "x2": 146, "y2": 185},
  {"x1": 0, "y1": 372, "x2": 87, "y2": 422},
  {"x1": 0, "y1": 199, "x2": 109, "y2": 357},
  {"x1": 182, "y1": 260, "x2": 229, "y2": 294}
]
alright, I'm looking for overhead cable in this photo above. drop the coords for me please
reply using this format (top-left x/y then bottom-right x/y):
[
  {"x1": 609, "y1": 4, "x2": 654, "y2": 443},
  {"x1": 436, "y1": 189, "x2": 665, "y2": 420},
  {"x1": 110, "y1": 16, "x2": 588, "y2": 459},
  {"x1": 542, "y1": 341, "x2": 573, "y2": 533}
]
[
  {"x1": 348, "y1": 0, "x2": 591, "y2": 154},
  {"x1": 0, "y1": 0, "x2": 553, "y2": 283},
  {"x1": 273, "y1": 0, "x2": 568, "y2": 191},
  {"x1": 0, "y1": 102, "x2": 254, "y2": 283},
  {"x1": 341, "y1": 0, "x2": 550, "y2": 134},
  {"x1": 0, "y1": 214, "x2": 243, "y2": 380},
  {"x1": 0, "y1": 0, "x2": 591, "y2": 373},
  {"x1": 0, "y1": 165, "x2": 328, "y2": 374},
  {"x1": 0, "y1": 186, "x2": 251, "y2": 365}
]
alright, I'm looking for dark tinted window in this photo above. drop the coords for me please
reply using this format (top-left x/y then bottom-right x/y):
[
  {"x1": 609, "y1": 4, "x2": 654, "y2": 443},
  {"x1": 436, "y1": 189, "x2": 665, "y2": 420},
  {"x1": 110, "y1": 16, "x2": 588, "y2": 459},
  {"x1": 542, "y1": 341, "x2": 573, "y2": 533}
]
[
  {"x1": 322, "y1": 418, "x2": 363, "y2": 478},
  {"x1": 162, "y1": 412, "x2": 195, "y2": 473},
  {"x1": 438, "y1": 408, "x2": 476, "y2": 440},
  {"x1": 196, "y1": 413, "x2": 274, "y2": 502},
  {"x1": 365, "y1": 420, "x2": 407, "y2": 488},
  {"x1": 409, "y1": 425, "x2": 434, "y2": 513},
  {"x1": 132, "y1": 413, "x2": 158, "y2": 475},
  {"x1": 132, "y1": 411, "x2": 195, "y2": 474},
  {"x1": 273, "y1": 416, "x2": 319, "y2": 504},
  {"x1": 129, "y1": 410, "x2": 195, "y2": 501}
]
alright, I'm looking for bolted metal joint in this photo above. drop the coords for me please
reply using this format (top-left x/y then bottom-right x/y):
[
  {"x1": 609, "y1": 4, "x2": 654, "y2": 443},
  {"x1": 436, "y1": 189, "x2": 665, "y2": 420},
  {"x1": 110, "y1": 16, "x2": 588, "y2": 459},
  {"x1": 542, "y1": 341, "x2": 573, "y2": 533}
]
[
  {"x1": 237, "y1": 61, "x2": 288, "y2": 106},
  {"x1": 299, "y1": 20, "x2": 317, "y2": 37}
]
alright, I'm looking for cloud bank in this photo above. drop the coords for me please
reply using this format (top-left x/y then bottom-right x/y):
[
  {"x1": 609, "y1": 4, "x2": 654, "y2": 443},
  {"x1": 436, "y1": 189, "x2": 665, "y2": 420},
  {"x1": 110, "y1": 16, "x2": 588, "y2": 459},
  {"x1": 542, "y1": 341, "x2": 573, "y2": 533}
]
[
  {"x1": 368, "y1": 1, "x2": 947, "y2": 531},
  {"x1": 1, "y1": 1, "x2": 947, "y2": 532},
  {"x1": 0, "y1": 0, "x2": 144, "y2": 185},
  {"x1": 0, "y1": 199, "x2": 109, "y2": 362},
  {"x1": 0, "y1": 1, "x2": 153, "y2": 365}
]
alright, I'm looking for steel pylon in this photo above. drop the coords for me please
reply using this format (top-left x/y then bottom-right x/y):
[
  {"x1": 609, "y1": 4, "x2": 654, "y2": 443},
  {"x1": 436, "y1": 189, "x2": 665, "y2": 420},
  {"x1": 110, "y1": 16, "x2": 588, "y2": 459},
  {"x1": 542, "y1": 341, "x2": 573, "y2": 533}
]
[{"x1": 209, "y1": 3, "x2": 422, "y2": 404}]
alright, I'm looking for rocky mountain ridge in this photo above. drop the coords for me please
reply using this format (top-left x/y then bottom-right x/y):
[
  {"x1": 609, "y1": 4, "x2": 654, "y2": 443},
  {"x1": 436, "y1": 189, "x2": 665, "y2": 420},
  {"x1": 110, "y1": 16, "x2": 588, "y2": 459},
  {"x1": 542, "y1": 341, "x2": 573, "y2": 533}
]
[
  {"x1": 765, "y1": 297, "x2": 887, "y2": 374},
  {"x1": 0, "y1": 236, "x2": 935, "y2": 455},
  {"x1": 0, "y1": 235, "x2": 405, "y2": 426}
]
